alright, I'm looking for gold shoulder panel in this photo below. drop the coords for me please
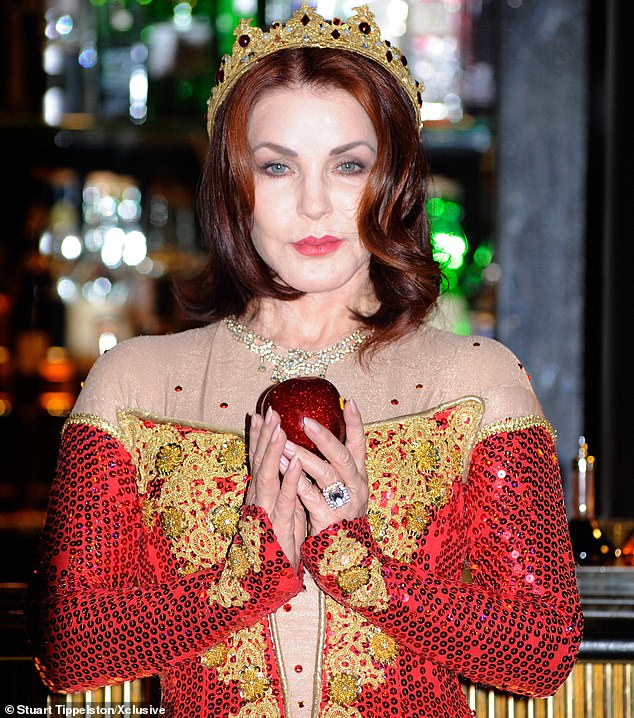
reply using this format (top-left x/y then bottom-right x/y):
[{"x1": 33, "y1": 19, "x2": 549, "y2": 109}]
[
  {"x1": 115, "y1": 408, "x2": 249, "y2": 575},
  {"x1": 364, "y1": 395, "x2": 484, "y2": 433},
  {"x1": 364, "y1": 397, "x2": 484, "y2": 562}
]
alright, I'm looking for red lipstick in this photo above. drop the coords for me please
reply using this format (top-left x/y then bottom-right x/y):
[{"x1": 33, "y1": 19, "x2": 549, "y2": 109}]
[{"x1": 293, "y1": 235, "x2": 343, "y2": 256}]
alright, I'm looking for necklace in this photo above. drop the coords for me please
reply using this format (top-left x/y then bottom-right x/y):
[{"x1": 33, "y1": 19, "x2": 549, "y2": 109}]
[{"x1": 224, "y1": 316, "x2": 366, "y2": 383}]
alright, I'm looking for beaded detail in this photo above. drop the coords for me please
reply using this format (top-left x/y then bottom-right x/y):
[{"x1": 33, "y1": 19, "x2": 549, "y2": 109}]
[
  {"x1": 302, "y1": 419, "x2": 583, "y2": 713},
  {"x1": 224, "y1": 315, "x2": 366, "y2": 382},
  {"x1": 118, "y1": 410, "x2": 248, "y2": 573},
  {"x1": 29, "y1": 406, "x2": 582, "y2": 717},
  {"x1": 207, "y1": 4, "x2": 424, "y2": 134},
  {"x1": 364, "y1": 397, "x2": 483, "y2": 561}
]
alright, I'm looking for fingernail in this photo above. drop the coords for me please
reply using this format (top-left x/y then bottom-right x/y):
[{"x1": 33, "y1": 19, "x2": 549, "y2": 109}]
[
  {"x1": 265, "y1": 405, "x2": 273, "y2": 424},
  {"x1": 348, "y1": 398, "x2": 359, "y2": 414},
  {"x1": 303, "y1": 417, "x2": 321, "y2": 432},
  {"x1": 272, "y1": 424, "x2": 281, "y2": 441},
  {"x1": 285, "y1": 440, "x2": 297, "y2": 456},
  {"x1": 279, "y1": 455, "x2": 290, "y2": 472}
]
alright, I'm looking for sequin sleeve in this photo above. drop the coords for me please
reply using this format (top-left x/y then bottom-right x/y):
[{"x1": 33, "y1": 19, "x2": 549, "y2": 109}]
[
  {"x1": 301, "y1": 422, "x2": 583, "y2": 698},
  {"x1": 27, "y1": 421, "x2": 303, "y2": 694}
]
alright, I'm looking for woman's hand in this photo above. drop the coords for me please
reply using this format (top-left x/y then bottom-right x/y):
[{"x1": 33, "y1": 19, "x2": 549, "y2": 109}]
[
  {"x1": 291, "y1": 399, "x2": 368, "y2": 536},
  {"x1": 246, "y1": 407, "x2": 307, "y2": 572}
]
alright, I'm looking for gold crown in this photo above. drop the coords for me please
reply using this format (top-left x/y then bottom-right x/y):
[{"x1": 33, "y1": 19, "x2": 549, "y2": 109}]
[{"x1": 206, "y1": 4, "x2": 423, "y2": 135}]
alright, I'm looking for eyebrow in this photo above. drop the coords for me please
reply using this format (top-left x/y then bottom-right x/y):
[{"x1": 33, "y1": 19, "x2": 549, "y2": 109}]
[{"x1": 250, "y1": 140, "x2": 377, "y2": 156}]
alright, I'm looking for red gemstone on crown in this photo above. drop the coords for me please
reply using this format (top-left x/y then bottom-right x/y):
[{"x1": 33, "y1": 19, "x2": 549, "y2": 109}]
[
  {"x1": 359, "y1": 22, "x2": 371, "y2": 34},
  {"x1": 238, "y1": 34, "x2": 250, "y2": 47}
]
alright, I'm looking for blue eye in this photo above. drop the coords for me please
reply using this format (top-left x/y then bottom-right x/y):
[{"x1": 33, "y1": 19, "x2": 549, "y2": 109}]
[
  {"x1": 264, "y1": 162, "x2": 288, "y2": 176},
  {"x1": 339, "y1": 161, "x2": 363, "y2": 173}
]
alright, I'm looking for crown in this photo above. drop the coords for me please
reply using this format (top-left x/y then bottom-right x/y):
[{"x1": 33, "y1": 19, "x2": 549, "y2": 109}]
[{"x1": 206, "y1": 4, "x2": 423, "y2": 135}]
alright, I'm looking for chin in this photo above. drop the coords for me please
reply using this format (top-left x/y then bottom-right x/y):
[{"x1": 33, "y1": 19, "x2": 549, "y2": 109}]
[{"x1": 277, "y1": 263, "x2": 371, "y2": 296}]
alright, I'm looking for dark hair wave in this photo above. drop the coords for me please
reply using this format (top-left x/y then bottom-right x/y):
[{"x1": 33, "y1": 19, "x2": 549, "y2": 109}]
[{"x1": 177, "y1": 47, "x2": 441, "y2": 357}]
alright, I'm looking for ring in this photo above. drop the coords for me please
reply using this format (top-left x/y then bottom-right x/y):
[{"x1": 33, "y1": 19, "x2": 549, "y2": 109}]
[{"x1": 322, "y1": 481, "x2": 350, "y2": 509}]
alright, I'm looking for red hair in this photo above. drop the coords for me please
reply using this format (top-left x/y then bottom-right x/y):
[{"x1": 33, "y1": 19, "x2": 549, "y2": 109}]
[{"x1": 178, "y1": 47, "x2": 441, "y2": 356}]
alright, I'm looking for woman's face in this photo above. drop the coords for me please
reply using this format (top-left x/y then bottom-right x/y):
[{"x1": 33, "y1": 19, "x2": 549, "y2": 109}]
[{"x1": 248, "y1": 85, "x2": 377, "y2": 300}]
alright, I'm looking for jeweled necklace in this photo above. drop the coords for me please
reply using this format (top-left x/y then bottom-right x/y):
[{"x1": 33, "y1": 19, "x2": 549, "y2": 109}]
[{"x1": 224, "y1": 316, "x2": 366, "y2": 383}]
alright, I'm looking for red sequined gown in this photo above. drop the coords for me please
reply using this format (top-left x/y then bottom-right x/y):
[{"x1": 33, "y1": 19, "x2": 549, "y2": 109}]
[{"x1": 28, "y1": 321, "x2": 583, "y2": 718}]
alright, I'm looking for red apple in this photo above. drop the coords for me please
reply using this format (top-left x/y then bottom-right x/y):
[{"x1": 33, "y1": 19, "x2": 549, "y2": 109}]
[{"x1": 259, "y1": 377, "x2": 346, "y2": 454}]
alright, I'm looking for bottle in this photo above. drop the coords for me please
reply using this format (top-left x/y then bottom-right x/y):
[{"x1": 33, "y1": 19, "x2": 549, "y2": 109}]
[
  {"x1": 86, "y1": 0, "x2": 150, "y2": 122},
  {"x1": 144, "y1": 0, "x2": 215, "y2": 119},
  {"x1": 568, "y1": 436, "x2": 615, "y2": 565}
]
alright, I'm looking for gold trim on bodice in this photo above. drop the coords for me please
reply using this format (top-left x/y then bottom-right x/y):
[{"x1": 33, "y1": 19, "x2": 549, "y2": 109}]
[{"x1": 62, "y1": 402, "x2": 556, "y2": 717}]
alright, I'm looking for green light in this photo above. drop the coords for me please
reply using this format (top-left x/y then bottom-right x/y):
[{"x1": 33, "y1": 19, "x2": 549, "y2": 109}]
[
  {"x1": 473, "y1": 244, "x2": 493, "y2": 268},
  {"x1": 427, "y1": 197, "x2": 462, "y2": 222},
  {"x1": 427, "y1": 197, "x2": 444, "y2": 217},
  {"x1": 431, "y1": 231, "x2": 468, "y2": 270}
]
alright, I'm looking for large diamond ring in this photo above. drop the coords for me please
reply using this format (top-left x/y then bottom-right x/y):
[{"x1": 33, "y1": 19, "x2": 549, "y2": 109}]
[{"x1": 322, "y1": 481, "x2": 350, "y2": 509}]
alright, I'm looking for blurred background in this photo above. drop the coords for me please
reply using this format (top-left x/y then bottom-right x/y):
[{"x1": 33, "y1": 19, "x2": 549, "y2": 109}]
[{"x1": 0, "y1": 0, "x2": 632, "y2": 711}]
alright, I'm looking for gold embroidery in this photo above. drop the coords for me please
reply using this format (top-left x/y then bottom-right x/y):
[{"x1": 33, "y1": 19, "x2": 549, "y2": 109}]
[
  {"x1": 329, "y1": 673, "x2": 360, "y2": 705},
  {"x1": 207, "y1": 515, "x2": 266, "y2": 609},
  {"x1": 239, "y1": 513, "x2": 264, "y2": 574},
  {"x1": 155, "y1": 443, "x2": 183, "y2": 476},
  {"x1": 218, "y1": 626, "x2": 267, "y2": 679},
  {"x1": 318, "y1": 534, "x2": 388, "y2": 611},
  {"x1": 226, "y1": 545, "x2": 250, "y2": 579},
  {"x1": 366, "y1": 510, "x2": 387, "y2": 541},
  {"x1": 322, "y1": 707, "x2": 362, "y2": 718},
  {"x1": 318, "y1": 533, "x2": 368, "y2": 575},
  {"x1": 213, "y1": 624, "x2": 280, "y2": 718},
  {"x1": 412, "y1": 439, "x2": 440, "y2": 472},
  {"x1": 240, "y1": 665, "x2": 271, "y2": 702},
  {"x1": 141, "y1": 499, "x2": 155, "y2": 529},
  {"x1": 218, "y1": 437, "x2": 247, "y2": 472},
  {"x1": 368, "y1": 630, "x2": 398, "y2": 665},
  {"x1": 365, "y1": 398, "x2": 483, "y2": 562},
  {"x1": 161, "y1": 507, "x2": 187, "y2": 540},
  {"x1": 207, "y1": 566, "x2": 250, "y2": 608},
  {"x1": 323, "y1": 598, "x2": 391, "y2": 711},
  {"x1": 405, "y1": 501, "x2": 429, "y2": 533},
  {"x1": 344, "y1": 558, "x2": 388, "y2": 612},
  {"x1": 179, "y1": 561, "x2": 197, "y2": 576},
  {"x1": 201, "y1": 643, "x2": 228, "y2": 669},
  {"x1": 210, "y1": 505, "x2": 241, "y2": 538},
  {"x1": 117, "y1": 410, "x2": 248, "y2": 573},
  {"x1": 234, "y1": 697, "x2": 280, "y2": 718},
  {"x1": 336, "y1": 566, "x2": 370, "y2": 594}
]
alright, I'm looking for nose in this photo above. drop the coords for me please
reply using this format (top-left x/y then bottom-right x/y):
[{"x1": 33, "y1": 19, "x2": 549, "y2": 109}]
[{"x1": 297, "y1": 171, "x2": 332, "y2": 220}]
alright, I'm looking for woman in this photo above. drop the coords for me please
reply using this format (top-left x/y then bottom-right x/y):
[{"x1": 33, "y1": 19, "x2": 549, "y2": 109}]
[{"x1": 28, "y1": 5, "x2": 583, "y2": 717}]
